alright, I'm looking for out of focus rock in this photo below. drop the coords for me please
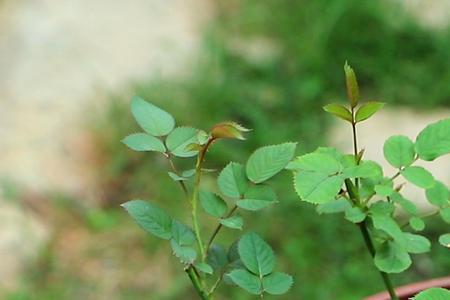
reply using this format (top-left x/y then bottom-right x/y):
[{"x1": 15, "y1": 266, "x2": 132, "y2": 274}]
[{"x1": 0, "y1": 198, "x2": 49, "y2": 289}]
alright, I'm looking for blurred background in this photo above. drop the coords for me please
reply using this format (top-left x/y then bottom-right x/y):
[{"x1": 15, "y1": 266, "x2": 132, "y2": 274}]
[{"x1": 1, "y1": 0, "x2": 450, "y2": 299}]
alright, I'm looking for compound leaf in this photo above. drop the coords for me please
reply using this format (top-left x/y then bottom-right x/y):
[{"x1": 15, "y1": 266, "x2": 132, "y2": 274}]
[{"x1": 166, "y1": 127, "x2": 200, "y2": 157}]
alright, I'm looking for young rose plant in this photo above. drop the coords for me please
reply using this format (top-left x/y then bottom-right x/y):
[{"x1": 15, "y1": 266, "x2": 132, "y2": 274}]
[
  {"x1": 287, "y1": 63, "x2": 450, "y2": 300},
  {"x1": 121, "y1": 96, "x2": 296, "y2": 299}
]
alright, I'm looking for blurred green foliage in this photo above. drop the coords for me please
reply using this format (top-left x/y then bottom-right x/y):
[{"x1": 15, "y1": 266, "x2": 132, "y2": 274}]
[{"x1": 9, "y1": 0, "x2": 450, "y2": 299}]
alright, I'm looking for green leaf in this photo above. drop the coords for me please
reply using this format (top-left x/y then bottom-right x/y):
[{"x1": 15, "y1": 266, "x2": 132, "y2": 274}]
[
  {"x1": 220, "y1": 215, "x2": 243, "y2": 230},
  {"x1": 170, "y1": 239, "x2": 196, "y2": 263},
  {"x1": 238, "y1": 232, "x2": 275, "y2": 276},
  {"x1": 121, "y1": 200, "x2": 172, "y2": 239},
  {"x1": 415, "y1": 118, "x2": 450, "y2": 161},
  {"x1": 206, "y1": 244, "x2": 228, "y2": 272},
  {"x1": 426, "y1": 181, "x2": 450, "y2": 207},
  {"x1": 199, "y1": 191, "x2": 228, "y2": 218},
  {"x1": 374, "y1": 241, "x2": 411, "y2": 273},
  {"x1": 291, "y1": 152, "x2": 344, "y2": 204},
  {"x1": 390, "y1": 192, "x2": 418, "y2": 215},
  {"x1": 218, "y1": 162, "x2": 248, "y2": 198},
  {"x1": 403, "y1": 233, "x2": 430, "y2": 254},
  {"x1": 316, "y1": 198, "x2": 351, "y2": 214},
  {"x1": 374, "y1": 183, "x2": 394, "y2": 197},
  {"x1": 227, "y1": 269, "x2": 261, "y2": 295},
  {"x1": 166, "y1": 127, "x2": 199, "y2": 157},
  {"x1": 342, "y1": 161, "x2": 383, "y2": 179},
  {"x1": 409, "y1": 217, "x2": 425, "y2": 231},
  {"x1": 440, "y1": 207, "x2": 450, "y2": 224},
  {"x1": 344, "y1": 62, "x2": 359, "y2": 108},
  {"x1": 168, "y1": 172, "x2": 187, "y2": 182},
  {"x1": 195, "y1": 262, "x2": 213, "y2": 275},
  {"x1": 355, "y1": 102, "x2": 385, "y2": 122},
  {"x1": 413, "y1": 288, "x2": 450, "y2": 300},
  {"x1": 131, "y1": 96, "x2": 175, "y2": 136},
  {"x1": 237, "y1": 185, "x2": 277, "y2": 211},
  {"x1": 383, "y1": 135, "x2": 415, "y2": 168},
  {"x1": 372, "y1": 215, "x2": 405, "y2": 246},
  {"x1": 171, "y1": 220, "x2": 195, "y2": 246},
  {"x1": 323, "y1": 104, "x2": 352, "y2": 122},
  {"x1": 401, "y1": 166, "x2": 435, "y2": 189},
  {"x1": 262, "y1": 272, "x2": 293, "y2": 295},
  {"x1": 438, "y1": 233, "x2": 450, "y2": 248},
  {"x1": 122, "y1": 133, "x2": 166, "y2": 152},
  {"x1": 345, "y1": 206, "x2": 366, "y2": 223},
  {"x1": 246, "y1": 143, "x2": 297, "y2": 183},
  {"x1": 369, "y1": 201, "x2": 395, "y2": 216}
]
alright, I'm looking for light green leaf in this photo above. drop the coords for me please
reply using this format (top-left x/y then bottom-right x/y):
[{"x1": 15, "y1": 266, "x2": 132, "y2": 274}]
[
  {"x1": 227, "y1": 269, "x2": 261, "y2": 295},
  {"x1": 426, "y1": 181, "x2": 450, "y2": 207},
  {"x1": 355, "y1": 102, "x2": 385, "y2": 122},
  {"x1": 374, "y1": 183, "x2": 394, "y2": 197},
  {"x1": 218, "y1": 162, "x2": 248, "y2": 198},
  {"x1": 413, "y1": 288, "x2": 450, "y2": 300},
  {"x1": 345, "y1": 206, "x2": 366, "y2": 223},
  {"x1": 246, "y1": 143, "x2": 297, "y2": 183},
  {"x1": 342, "y1": 161, "x2": 383, "y2": 179},
  {"x1": 195, "y1": 262, "x2": 213, "y2": 275},
  {"x1": 372, "y1": 215, "x2": 405, "y2": 246},
  {"x1": 121, "y1": 200, "x2": 172, "y2": 239},
  {"x1": 170, "y1": 239, "x2": 196, "y2": 263},
  {"x1": 409, "y1": 217, "x2": 425, "y2": 231},
  {"x1": 262, "y1": 272, "x2": 293, "y2": 295},
  {"x1": 369, "y1": 201, "x2": 395, "y2": 216},
  {"x1": 316, "y1": 198, "x2": 351, "y2": 214},
  {"x1": 288, "y1": 153, "x2": 341, "y2": 174},
  {"x1": 344, "y1": 62, "x2": 359, "y2": 108},
  {"x1": 374, "y1": 241, "x2": 411, "y2": 273},
  {"x1": 401, "y1": 166, "x2": 435, "y2": 189},
  {"x1": 238, "y1": 232, "x2": 275, "y2": 276},
  {"x1": 440, "y1": 207, "x2": 450, "y2": 224},
  {"x1": 415, "y1": 118, "x2": 450, "y2": 161},
  {"x1": 220, "y1": 215, "x2": 243, "y2": 230},
  {"x1": 323, "y1": 103, "x2": 352, "y2": 122},
  {"x1": 403, "y1": 233, "x2": 430, "y2": 254},
  {"x1": 200, "y1": 191, "x2": 227, "y2": 218},
  {"x1": 383, "y1": 135, "x2": 415, "y2": 168},
  {"x1": 237, "y1": 185, "x2": 277, "y2": 211},
  {"x1": 166, "y1": 127, "x2": 199, "y2": 157},
  {"x1": 390, "y1": 192, "x2": 418, "y2": 215},
  {"x1": 171, "y1": 220, "x2": 195, "y2": 246},
  {"x1": 294, "y1": 172, "x2": 344, "y2": 204},
  {"x1": 131, "y1": 96, "x2": 175, "y2": 136},
  {"x1": 122, "y1": 133, "x2": 166, "y2": 152},
  {"x1": 168, "y1": 172, "x2": 187, "y2": 182},
  {"x1": 206, "y1": 244, "x2": 228, "y2": 272},
  {"x1": 438, "y1": 233, "x2": 450, "y2": 248}
]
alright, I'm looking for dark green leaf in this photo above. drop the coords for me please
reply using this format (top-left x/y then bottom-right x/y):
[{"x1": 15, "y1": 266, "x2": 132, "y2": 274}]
[
  {"x1": 237, "y1": 185, "x2": 277, "y2": 211},
  {"x1": 323, "y1": 103, "x2": 352, "y2": 122},
  {"x1": 200, "y1": 191, "x2": 228, "y2": 218},
  {"x1": 218, "y1": 162, "x2": 248, "y2": 198},
  {"x1": 206, "y1": 244, "x2": 228, "y2": 272},
  {"x1": 171, "y1": 220, "x2": 195, "y2": 246},
  {"x1": 355, "y1": 102, "x2": 385, "y2": 122},
  {"x1": 122, "y1": 133, "x2": 166, "y2": 152},
  {"x1": 131, "y1": 96, "x2": 175, "y2": 136},
  {"x1": 227, "y1": 269, "x2": 261, "y2": 295},
  {"x1": 220, "y1": 215, "x2": 243, "y2": 230},
  {"x1": 121, "y1": 200, "x2": 172, "y2": 239},
  {"x1": 262, "y1": 272, "x2": 293, "y2": 295},
  {"x1": 383, "y1": 135, "x2": 415, "y2": 168},
  {"x1": 166, "y1": 127, "x2": 199, "y2": 157},
  {"x1": 246, "y1": 143, "x2": 297, "y2": 183},
  {"x1": 238, "y1": 232, "x2": 275, "y2": 276}
]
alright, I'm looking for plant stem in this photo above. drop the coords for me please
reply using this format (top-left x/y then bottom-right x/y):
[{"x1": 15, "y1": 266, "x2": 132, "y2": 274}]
[
  {"x1": 204, "y1": 205, "x2": 238, "y2": 259},
  {"x1": 186, "y1": 266, "x2": 211, "y2": 300},
  {"x1": 359, "y1": 222, "x2": 399, "y2": 300},
  {"x1": 349, "y1": 107, "x2": 399, "y2": 300},
  {"x1": 167, "y1": 154, "x2": 189, "y2": 196}
]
